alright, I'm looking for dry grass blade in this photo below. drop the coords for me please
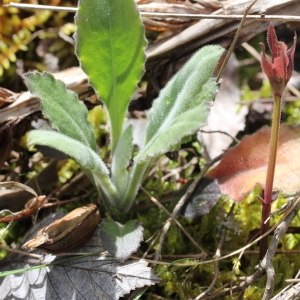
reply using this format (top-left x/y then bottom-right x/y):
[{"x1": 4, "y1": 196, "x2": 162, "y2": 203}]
[{"x1": 0, "y1": 181, "x2": 38, "y2": 198}]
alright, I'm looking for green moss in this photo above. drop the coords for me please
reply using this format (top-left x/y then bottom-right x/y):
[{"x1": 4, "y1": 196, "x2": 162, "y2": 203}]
[{"x1": 284, "y1": 100, "x2": 300, "y2": 125}]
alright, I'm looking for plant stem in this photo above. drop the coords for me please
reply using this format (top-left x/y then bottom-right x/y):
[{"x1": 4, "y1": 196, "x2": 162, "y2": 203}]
[
  {"x1": 85, "y1": 169, "x2": 119, "y2": 208},
  {"x1": 259, "y1": 95, "x2": 282, "y2": 259},
  {"x1": 121, "y1": 159, "x2": 151, "y2": 212}
]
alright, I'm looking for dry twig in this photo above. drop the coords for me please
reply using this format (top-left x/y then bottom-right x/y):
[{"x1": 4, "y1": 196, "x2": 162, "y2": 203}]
[{"x1": 141, "y1": 187, "x2": 205, "y2": 255}]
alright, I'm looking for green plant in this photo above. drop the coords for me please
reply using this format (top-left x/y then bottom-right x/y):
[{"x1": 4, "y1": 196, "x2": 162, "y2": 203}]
[{"x1": 23, "y1": 0, "x2": 224, "y2": 214}]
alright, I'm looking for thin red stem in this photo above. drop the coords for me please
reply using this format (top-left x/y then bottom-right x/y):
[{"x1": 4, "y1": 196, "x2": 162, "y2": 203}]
[{"x1": 259, "y1": 95, "x2": 282, "y2": 260}]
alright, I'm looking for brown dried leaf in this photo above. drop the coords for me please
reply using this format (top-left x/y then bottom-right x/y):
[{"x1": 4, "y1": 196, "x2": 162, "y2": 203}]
[
  {"x1": 207, "y1": 125, "x2": 300, "y2": 201},
  {"x1": 23, "y1": 204, "x2": 100, "y2": 253}
]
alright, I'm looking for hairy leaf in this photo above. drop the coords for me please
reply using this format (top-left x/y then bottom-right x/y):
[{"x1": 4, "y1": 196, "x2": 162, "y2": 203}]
[
  {"x1": 28, "y1": 130, "x2": 119, "y2": 202},
  {"x1": 111, "y1": 125, "x2": 133, "y2": 198},
  {"x1": 75, "y1": 0, "x2": 146, "y2": 152},
  {"x1": 23, "y1": 72, "x2": 97, "y2": 151},
  {"x1": 199, "y1": 54, "x2": 248, "y2": 159},
  {"x1": 135, "y1": 45, "x2": 224, "y2": 162},
  {"x1": 100, "y1": 219, "x2": 144, "y2": 262},
  {"x1": 28, "y1": 130, "x2": 107, "y2": 174},
  {"x1": 207, "y1": 125, "x2": 300, "y2": 201}
]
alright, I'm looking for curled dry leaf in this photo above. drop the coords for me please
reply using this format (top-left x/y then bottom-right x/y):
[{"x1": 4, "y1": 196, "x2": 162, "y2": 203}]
[{"x1": 23, "y1": 204, "x2": 100, "y2": 253}]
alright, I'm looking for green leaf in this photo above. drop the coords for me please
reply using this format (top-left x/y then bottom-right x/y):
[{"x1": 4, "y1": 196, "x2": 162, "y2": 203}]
[
  {"x1": 75, "y1": 0, "x2": 146, "y2": 152},
  {"x1": 111, "y1": 125, "x2": 133, "y2": 198},
  {"x1": 23, "y1": 72, "x2": 97, "y2": 151},
  {"x1": 100, "y1": 219, "x2": 144, "y2": 262},
  {"x1": 135, "y1": 45, "x2": 224, "y2": 162},
  {"x1": 84, "y1": 168, "x2": 119, "y2": 208},
  {"x1": 28, "y1": 130, "x2": 118, "y2": 202},
  {"x1": 28, "y1": 130, "x2": 107, "y2": 172}
]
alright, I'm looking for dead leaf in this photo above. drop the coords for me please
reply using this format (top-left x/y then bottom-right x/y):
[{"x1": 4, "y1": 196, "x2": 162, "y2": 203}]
[
  {"x1": 207, "y1": 124, "x2": 300, "y2": 201},
  {"x1": 0, "y1": 254, "x2": 159, "y2": 300},
  {"x1": 23, "y1": 204, "x2": 100, "y2": 253},
  {"x1": 181, "y1": 178, "x2": 221, "y2": 219},
  {"x1": 0, "y1": 213, "x2": 160, "y2": 300}
]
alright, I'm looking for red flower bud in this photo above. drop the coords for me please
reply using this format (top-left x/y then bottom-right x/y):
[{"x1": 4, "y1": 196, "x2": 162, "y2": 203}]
[{"x1": 260, "y1": 24, "x2": 297, "y2": 97}]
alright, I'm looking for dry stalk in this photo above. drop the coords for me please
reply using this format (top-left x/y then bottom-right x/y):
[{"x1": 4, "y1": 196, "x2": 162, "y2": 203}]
[{"x1": 4, "y1": 3, "x2": 300, "y2": 23}]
